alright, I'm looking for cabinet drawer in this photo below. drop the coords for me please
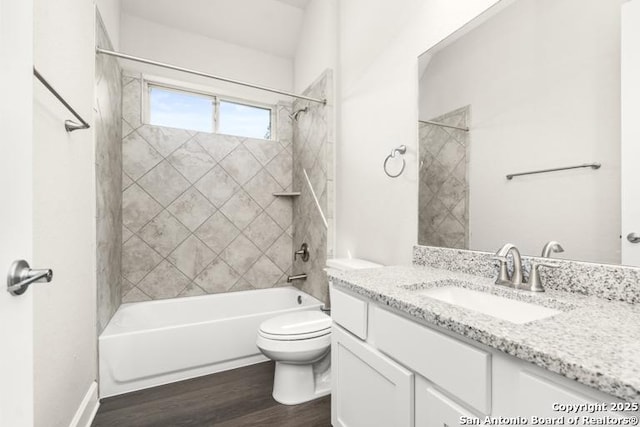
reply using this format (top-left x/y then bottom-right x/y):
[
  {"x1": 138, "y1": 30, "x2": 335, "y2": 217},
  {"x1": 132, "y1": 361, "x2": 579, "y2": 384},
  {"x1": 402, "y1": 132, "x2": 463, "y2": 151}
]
[
  {"x1": 330, "y1": 286, "x2": 368, "y2": 339},
  {"x1": 416, "y1": 376, "x2": 475, "y2": 427},
  {"x1": 372, "y1": 306, "x2": 491, "y2": 414}
]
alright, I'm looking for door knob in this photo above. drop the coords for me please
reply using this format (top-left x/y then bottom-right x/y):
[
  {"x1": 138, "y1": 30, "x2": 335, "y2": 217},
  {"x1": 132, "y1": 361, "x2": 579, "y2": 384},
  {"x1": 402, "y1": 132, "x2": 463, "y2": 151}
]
[
  {"x1": 627, "y1": 233, "x2": 640, "y2": 244},
  {"x1": 6, "y1": 260, "x2": 53, "y2": 296}
]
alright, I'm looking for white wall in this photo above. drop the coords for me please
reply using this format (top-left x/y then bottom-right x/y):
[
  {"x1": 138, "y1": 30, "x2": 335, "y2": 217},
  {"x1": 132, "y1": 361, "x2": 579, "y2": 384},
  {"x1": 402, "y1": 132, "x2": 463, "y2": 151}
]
[
  {"x1": 96, "y1": 0, "x2": 120, "y2": 49},
  {"x1": 336, "y1": 0, "x2": 500, "y2": 265},
  {"x1": 120, "y1": 14, "x2": 294, "y2": 105},
  {"x1": 33, "y1": 0, "x2": 98, "y2": 425},
  {"x1": 0, "y1": 0, "x2": 34, "y2": 425},
  {"x1": 293, "y1": 0, "x2": 338, "y2": 93},
  {"x1": 419, "y1": 0, "x2": 621, "y2": 264}
]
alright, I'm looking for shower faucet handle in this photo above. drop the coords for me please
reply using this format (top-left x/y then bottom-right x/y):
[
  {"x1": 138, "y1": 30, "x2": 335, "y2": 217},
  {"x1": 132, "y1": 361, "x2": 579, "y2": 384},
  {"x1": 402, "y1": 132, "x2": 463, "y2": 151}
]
[{"x1": 294, "y1": 243, "x2": 310, "y2": 262}]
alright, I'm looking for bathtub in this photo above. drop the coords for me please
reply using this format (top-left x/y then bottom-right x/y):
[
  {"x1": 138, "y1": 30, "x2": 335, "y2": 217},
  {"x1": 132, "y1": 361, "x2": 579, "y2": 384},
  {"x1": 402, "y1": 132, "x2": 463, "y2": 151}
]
[{"x1": 99, "y1": 287, "x2": 323, "y2": 397}]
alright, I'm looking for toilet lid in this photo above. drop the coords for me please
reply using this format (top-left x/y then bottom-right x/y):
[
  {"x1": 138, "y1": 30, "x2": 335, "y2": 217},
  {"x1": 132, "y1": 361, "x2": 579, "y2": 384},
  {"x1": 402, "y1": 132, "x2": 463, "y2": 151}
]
[{"x1": 259, "y1": 311, "x2": 331, "y2": 339}]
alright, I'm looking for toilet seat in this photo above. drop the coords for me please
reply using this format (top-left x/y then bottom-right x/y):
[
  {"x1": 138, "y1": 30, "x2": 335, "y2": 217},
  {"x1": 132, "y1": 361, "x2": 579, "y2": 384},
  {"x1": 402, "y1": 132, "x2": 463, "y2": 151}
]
[
  {"x1": 258, "y1": 329, "x2": 330, "y2": 341},
  {"x1": 259, "y1": 311, "x2": 331, "y2": 341}
]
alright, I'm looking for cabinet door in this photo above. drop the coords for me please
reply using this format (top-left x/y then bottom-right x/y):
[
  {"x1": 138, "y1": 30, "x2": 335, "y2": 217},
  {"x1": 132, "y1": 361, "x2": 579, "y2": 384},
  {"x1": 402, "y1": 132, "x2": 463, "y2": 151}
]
[
  {"x1": 415, "y1": 376, "x2": 476, "y2": 427},
  {"x1": 516, "y1": 372, "x2": 627, "y2": 420},
  {"x1": 332, "y1": 325, "x2": 414, "y2": 427}
]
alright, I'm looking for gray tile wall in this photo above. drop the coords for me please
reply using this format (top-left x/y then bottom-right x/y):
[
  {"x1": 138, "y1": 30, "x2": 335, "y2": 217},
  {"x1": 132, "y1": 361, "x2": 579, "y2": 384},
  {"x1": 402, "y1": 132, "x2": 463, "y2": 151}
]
[
  {"x1": 96, "y1": 13, "x2": 123, "y2": 333},
  {"x1": 418, "y1": 106, "x2": 470, "y2": 249},
  {"x1": 121, "y1": 76, "x2": 294, "y2": 302},
  {"x1": 292, "y1": 70, "x2": 334, "y2": 305}
]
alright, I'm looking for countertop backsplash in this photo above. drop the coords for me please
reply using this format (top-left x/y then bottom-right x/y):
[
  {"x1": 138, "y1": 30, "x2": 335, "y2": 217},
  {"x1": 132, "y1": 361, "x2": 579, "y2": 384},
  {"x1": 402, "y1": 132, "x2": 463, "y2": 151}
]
[{"x1": 413, "y1": 245, "x2": 640, "y2": 304}]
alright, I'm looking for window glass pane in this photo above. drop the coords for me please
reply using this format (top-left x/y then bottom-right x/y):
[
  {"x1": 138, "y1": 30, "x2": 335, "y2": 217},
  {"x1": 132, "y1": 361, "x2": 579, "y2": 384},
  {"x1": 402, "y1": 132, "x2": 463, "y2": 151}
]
[
  {"x1": 219, "y1": 100, "x2": 272, "y2": 139},
  {"x1": 149, "y1": 86, "x2": 213, "y2": 133}
]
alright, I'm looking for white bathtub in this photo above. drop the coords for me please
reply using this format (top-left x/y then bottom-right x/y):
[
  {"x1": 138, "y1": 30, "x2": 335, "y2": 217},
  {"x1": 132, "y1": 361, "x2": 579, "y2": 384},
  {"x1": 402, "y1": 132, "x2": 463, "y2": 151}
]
[{"x1": 99, "y1": 287, "x2": 323, "y2": 397}]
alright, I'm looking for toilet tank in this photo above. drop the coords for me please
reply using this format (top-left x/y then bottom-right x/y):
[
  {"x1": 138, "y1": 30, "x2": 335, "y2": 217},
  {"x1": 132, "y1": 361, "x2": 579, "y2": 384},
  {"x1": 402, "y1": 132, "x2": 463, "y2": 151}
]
[{"x1": 326, "y1": 258, "x2": 383, "y2": 271}]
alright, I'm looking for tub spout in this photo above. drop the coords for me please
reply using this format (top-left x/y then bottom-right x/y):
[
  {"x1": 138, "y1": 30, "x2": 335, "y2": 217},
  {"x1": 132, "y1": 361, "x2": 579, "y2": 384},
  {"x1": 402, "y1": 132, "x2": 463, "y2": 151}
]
[{"x1": 287, "y1": 274, "x2": 307, "y2": 283}]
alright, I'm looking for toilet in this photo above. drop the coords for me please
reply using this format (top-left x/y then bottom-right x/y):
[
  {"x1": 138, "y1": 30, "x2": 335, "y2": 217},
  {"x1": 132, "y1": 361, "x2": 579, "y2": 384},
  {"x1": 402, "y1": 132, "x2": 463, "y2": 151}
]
[
  {"x1": 256, "y1": 258, "x2": 383, "y2": 405},
  {"x1": 256, "y1": 310, "x2": 332, "y2": 405}
]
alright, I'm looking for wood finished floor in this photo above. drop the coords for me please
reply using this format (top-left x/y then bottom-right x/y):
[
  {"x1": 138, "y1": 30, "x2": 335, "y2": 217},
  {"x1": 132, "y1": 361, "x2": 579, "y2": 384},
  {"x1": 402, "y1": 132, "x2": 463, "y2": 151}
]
[{"x1": 92, "y1": 362, "x2": 331, "y2": 427}]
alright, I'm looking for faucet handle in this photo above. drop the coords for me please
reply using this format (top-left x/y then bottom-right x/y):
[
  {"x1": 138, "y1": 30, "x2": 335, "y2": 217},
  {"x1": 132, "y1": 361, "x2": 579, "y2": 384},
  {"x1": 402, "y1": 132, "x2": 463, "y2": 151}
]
[
  {"x1": 492, "y1": 255, "x2": 512, "y2": 287},
  {"x1": 294, "y1": 243, "x2": 310, "y2": 262},
  {"x1": 526, "y1": 260, "x2": 559, "y2": 292}
]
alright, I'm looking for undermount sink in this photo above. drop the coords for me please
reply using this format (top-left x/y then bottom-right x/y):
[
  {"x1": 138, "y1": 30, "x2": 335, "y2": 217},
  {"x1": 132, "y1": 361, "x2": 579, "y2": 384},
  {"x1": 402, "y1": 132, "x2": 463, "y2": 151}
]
[{"x1": 417, "y1": 285, "x2": 562, "y2": 324}]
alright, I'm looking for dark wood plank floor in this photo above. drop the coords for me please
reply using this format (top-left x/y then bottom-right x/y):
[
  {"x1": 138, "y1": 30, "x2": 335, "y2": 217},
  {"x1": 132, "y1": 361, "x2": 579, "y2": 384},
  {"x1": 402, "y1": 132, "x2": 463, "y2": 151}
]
[{"x1": 92, "y1": 362, "x2": 331, "y2": 427}]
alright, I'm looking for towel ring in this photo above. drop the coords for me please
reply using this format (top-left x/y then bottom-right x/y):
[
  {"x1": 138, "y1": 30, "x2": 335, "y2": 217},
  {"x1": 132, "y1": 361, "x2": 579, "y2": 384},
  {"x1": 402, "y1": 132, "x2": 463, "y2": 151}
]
[{"x1": 384, "y1": 145, "x2": 407, "y2": 178}]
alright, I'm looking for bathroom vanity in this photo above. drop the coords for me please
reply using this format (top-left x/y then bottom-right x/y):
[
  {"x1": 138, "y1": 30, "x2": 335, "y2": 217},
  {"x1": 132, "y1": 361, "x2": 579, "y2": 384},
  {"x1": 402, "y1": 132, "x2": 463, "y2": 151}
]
[{"x1": 328, "y1": 248, "x2": 640, "y2": 427}]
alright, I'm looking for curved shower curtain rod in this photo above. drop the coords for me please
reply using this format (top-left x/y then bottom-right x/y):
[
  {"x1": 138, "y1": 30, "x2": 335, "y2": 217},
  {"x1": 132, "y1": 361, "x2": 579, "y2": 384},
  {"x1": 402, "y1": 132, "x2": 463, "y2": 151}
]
[{"x1": 96, "y1": 48, "x2": 327, "y2": 105}]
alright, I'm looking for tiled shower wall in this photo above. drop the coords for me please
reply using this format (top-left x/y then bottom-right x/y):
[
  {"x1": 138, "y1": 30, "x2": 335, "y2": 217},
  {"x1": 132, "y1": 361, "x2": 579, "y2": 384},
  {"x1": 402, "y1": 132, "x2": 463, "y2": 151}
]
[
  {"x1": 292, "y1": 70, "x2": 334, "y2": 305},
  {"x1": 418, "y1": 106, "x2": 470, "y2": 249},
  {"x1": 121, "y1": 76, "x2": 294, "y2": 302},
  {"x1": 95, "y1": 13, "x2": 122, "y2": 333}
]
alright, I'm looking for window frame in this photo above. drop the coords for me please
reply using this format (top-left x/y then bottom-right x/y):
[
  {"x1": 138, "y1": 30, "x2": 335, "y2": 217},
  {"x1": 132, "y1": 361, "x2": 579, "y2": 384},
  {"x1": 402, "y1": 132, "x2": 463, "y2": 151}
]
[{"x1": 142, "y1": 77, "x2": 277, "y2": 141}]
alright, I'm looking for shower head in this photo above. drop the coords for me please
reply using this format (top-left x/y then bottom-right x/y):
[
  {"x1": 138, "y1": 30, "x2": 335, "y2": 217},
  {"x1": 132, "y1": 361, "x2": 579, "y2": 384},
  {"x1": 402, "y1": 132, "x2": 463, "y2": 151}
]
[{"x1": 288, "y1": 107, "x2": 308, "y2": 121}]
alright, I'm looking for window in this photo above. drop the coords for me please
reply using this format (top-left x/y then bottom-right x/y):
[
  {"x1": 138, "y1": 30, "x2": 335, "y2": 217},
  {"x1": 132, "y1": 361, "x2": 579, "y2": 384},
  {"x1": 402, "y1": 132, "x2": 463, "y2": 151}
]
[
  {"x1": 146, "y1": 82, "x2": 275, "y2": 140},
  {"x1": 219, "y1": 100, "x2": 272, "y2": 140},
  {"x1": 149, "y1": 86, "x2": 214, "y2": 133}
]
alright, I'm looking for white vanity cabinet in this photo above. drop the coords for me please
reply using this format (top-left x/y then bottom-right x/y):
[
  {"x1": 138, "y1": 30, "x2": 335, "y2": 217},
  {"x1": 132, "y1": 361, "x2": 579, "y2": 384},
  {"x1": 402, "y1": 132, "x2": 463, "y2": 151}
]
[
  {"x1": 415, "y1": 377, "x2": 476, "y2": 427},
  {"x1": 330, "y1": 286, "x2": 631, "y2": 427},
  {"x1": 371, "y1": 306, "x2": 491, "y2": 414},
  {"x1": 491, "y1": 354, "x2": 629, "y2": 421},
  {"x1": 331, "y1": 325, "x2": 414, "y2": 427}
]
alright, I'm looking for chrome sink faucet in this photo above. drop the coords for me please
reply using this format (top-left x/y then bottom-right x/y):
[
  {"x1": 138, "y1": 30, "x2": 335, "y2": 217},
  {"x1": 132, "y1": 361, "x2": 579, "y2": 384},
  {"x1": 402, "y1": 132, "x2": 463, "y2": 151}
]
[
  {"x1": 492, "y1": 242, "x2": 561, "y2": 292},
  {"x1": 493, "y1": 243, "x2": 523, "y2": 287}
]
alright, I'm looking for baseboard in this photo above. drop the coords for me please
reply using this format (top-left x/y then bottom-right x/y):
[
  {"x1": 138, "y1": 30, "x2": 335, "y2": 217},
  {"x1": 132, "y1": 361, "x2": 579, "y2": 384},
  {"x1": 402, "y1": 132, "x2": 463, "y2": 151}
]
[{"x1": 69, "y1": 381, "x2": 100, "y2": 427}]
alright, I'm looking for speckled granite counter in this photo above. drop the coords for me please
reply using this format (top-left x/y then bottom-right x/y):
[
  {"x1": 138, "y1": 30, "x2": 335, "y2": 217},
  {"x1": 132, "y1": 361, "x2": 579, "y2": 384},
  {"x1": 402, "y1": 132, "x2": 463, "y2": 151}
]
[{"x1": 327, "y1": 265, "x2": 640, "y2": 403}]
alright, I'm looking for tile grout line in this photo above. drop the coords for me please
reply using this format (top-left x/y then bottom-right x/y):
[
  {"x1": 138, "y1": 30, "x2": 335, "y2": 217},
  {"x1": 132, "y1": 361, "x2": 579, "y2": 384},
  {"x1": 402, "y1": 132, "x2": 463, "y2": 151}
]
[{"x1": 122, "y1": 82, "x2": 296, "y2": 299}]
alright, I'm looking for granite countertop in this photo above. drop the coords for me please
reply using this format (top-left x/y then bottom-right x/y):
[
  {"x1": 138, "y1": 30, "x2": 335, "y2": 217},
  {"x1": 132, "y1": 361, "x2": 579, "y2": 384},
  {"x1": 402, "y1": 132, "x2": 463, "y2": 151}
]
[{"x1": 327, "y1": 265, "x2": 640, "y2": 402}]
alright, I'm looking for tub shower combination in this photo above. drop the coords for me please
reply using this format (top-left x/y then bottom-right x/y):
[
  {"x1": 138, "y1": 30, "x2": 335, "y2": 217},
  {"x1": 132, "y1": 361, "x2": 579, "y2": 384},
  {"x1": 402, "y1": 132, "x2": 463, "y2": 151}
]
[
  {"x1": 99, "y1": 287, "x2": 323, "y2": 397},
  {"x1": 95, "y1": 45, "x2": 334, "y2": 401}
]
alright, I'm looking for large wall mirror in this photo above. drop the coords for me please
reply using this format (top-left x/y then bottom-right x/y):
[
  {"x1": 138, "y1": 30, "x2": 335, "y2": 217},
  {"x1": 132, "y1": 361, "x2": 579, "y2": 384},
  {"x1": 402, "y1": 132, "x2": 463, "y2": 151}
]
[{"x1": 418, "y1": 0, "x2": 640, "y2": 266}]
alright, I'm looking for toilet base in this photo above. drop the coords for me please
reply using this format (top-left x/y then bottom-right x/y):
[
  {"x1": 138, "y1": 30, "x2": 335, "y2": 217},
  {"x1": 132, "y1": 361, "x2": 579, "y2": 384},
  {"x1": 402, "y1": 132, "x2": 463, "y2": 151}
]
[{"x1": 272, "y1": 359, "x2": 331, "y2": 405}]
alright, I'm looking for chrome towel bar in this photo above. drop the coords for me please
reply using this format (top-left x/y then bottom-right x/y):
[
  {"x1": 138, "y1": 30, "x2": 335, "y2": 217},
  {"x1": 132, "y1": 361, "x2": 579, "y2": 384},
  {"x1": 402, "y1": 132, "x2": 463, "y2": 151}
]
[
  {"x1": 506, "y1": 163, "x2": 601, "y2": 180},
  {"x1": 33, "y1": 67, "x2": 90, "y2": 132}
]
